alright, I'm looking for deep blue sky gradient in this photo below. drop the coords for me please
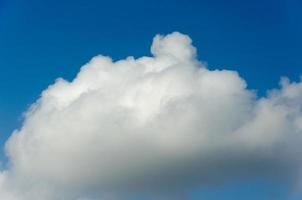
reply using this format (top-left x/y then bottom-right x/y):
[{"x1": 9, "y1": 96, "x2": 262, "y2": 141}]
[{"x1": 0, "y1": 0, "x2": 302, "y2": 199}]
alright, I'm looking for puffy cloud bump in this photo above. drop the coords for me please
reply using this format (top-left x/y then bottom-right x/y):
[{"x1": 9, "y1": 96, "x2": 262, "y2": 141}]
[{"x1": 1, "y1": 32, "x2": 302, "y2": 199}]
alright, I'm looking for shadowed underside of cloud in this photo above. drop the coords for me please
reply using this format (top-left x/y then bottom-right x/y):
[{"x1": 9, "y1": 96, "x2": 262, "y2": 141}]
[{"x1": 1, "y1": 32, "x2": 302, "y2": 199}]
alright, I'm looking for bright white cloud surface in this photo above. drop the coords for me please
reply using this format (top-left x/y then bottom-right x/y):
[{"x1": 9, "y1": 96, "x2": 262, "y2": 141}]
[{"x1": 1, "y1": 32, "x2": 302, "y2": 200}]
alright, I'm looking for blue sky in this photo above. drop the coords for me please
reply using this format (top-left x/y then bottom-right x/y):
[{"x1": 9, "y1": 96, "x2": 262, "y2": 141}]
[{"x1": 0, "y1": 0, "x2": 302, "y2": 199}]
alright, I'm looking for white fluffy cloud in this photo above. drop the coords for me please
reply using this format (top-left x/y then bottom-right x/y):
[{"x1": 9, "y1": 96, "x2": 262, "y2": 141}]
[{"x1": 1, "y1": 32, "x2": 302, "y2": 199}]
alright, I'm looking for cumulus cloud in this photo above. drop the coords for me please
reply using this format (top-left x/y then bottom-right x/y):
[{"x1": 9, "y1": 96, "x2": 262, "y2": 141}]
[{"x1": 1, "y1": 32, "x2": 302, "y2": 199}]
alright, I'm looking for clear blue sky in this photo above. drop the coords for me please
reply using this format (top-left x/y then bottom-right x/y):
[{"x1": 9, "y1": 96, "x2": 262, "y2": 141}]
[{"x1": 0, "y1": 0, "x2": 301, "y2": 199}]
